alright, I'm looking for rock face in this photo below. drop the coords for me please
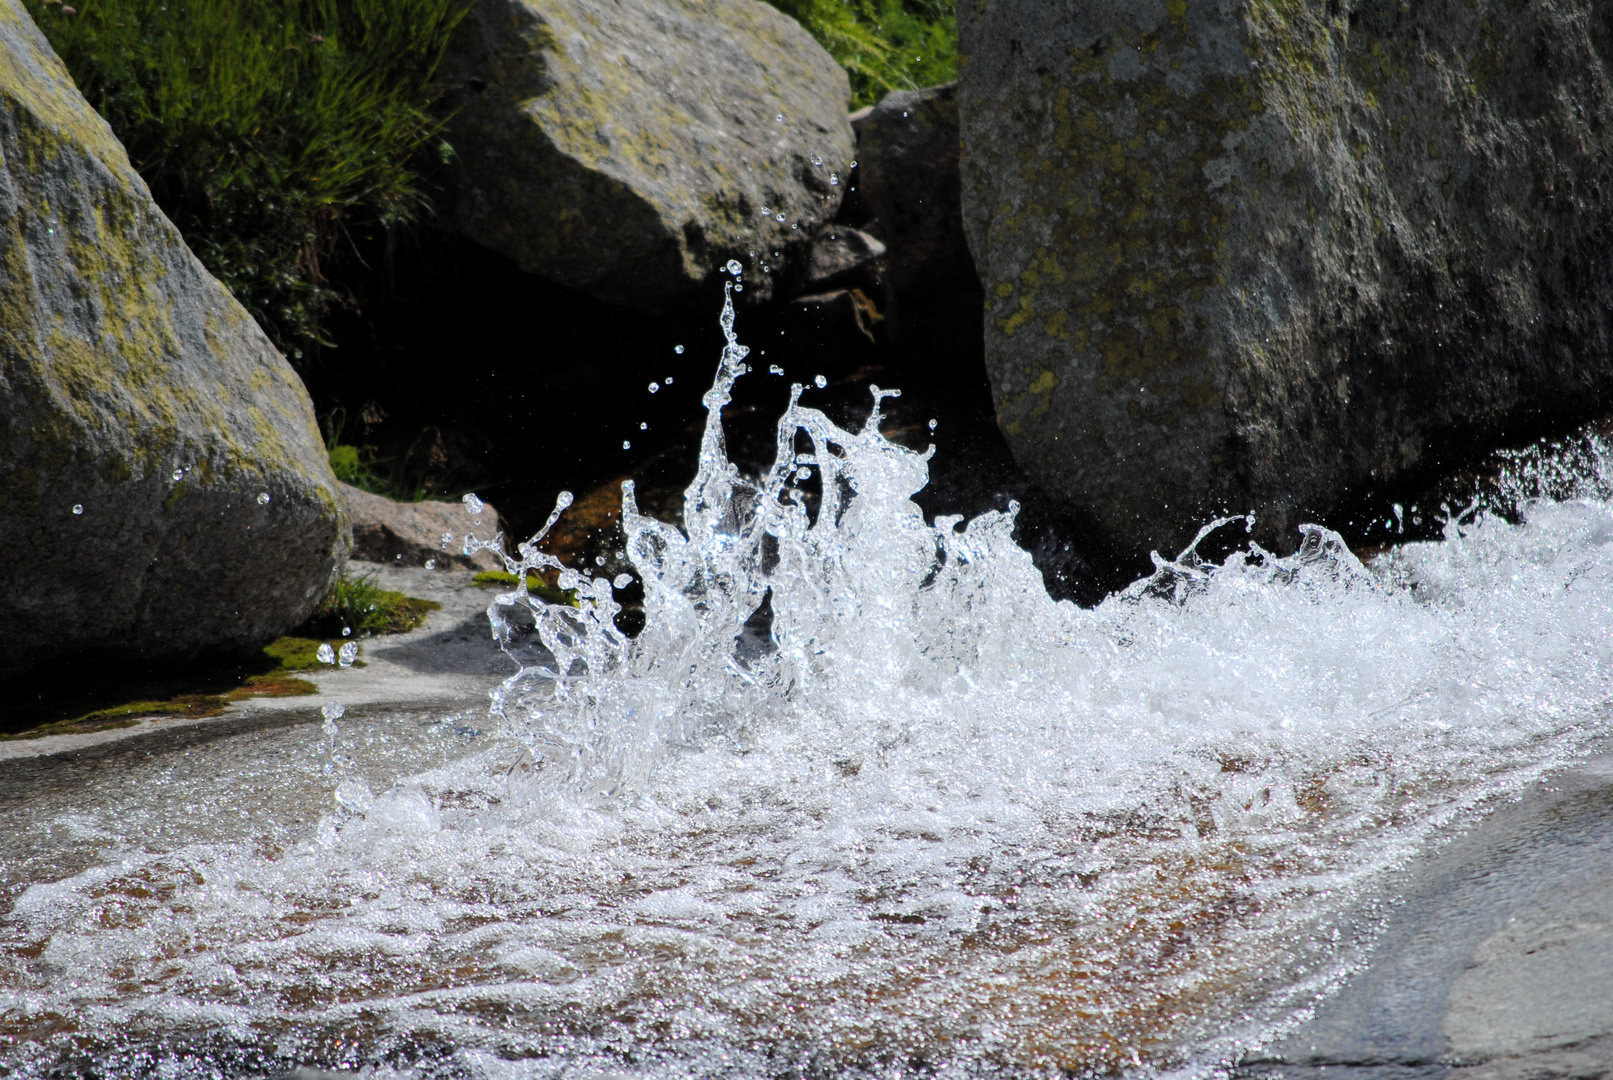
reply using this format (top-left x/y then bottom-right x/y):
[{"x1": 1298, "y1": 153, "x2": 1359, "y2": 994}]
[
  {"x1": 442, "y1": 0, "x2": 855, "y2": 309},
  {"x1": 0, "y1": 0, "x2": 349, "y2": 680},
  {"x1": 793, "y1": 223, "x2": 885, "y2": 294},
  {"x1": 856, "y1": 84, "x2": 975, "y2": 300},
  {"x1": 959, "y1": 0, "x2": 1613, "y2": 557},
  {"x1": 344, "y1": 483, "x2": 503, "y2": 571}
]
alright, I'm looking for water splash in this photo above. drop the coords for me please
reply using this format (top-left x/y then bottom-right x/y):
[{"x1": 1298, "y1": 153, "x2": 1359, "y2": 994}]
[{"x1": 4, "y1": 289, "x2": 1613, "y2": 1078}]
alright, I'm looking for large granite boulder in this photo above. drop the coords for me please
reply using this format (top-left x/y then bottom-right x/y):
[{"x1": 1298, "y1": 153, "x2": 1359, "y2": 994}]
[
  {"x1": 442, "y1": 0, "x2": 855, "y2": 309},
  {"x1": 959, "y1": 0, "x2": 1613, "y2": 557},
  {"x1": 0, "y1": 0, "x2": 349, "y2": 680}
]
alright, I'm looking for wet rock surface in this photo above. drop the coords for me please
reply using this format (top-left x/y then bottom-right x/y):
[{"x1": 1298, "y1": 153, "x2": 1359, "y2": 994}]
[
  {"x1": 0, "y1": 0, "x2": 348, "y2": 682},
  {"x1": 1238, "y1": 749, "x2": 1613, "y2": 1080},
  {"x1": 959, "y1": 0, "x2": 1613, "y2": 561},
  {"x1": 440, "y1": 0, "x2": 853, "y2": 309}
]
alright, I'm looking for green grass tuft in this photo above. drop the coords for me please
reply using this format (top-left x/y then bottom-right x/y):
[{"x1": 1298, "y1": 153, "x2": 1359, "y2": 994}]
[
  {"x1": 298, "y1": 569, "x2": 442, "y2": 637},
  {"x1": 761, "y1": 0, "x2": 956, "y2": 108},
  {"x1": 24, "y1": 0, "x2": 471, "y2": 355}
]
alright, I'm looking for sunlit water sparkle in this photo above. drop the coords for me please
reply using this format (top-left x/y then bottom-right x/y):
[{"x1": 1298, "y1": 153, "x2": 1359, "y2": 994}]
[{"x1": 3, "y1": 288, "x2": 1613, "y2": 1078}]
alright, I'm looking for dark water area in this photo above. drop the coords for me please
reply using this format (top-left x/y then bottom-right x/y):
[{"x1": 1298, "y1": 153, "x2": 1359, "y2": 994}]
[
  {"x1": 300, "y1": 230, "x2": 1131, "y2": 604},
  {"x1": 297, "y1": 227, "x2": 1613, "y2": 608}
]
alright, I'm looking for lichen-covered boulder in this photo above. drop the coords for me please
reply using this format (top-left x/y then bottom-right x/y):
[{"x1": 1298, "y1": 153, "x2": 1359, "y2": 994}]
[
  {"x1": 0, "y1": 0, "x2": 349, "y2": 681},
  {"x1": 442, "y1": 0, "x2": 854, "y2": 309},
  {"x1": 959, "y1": 0, "x2": 1613, "y2": 557}
]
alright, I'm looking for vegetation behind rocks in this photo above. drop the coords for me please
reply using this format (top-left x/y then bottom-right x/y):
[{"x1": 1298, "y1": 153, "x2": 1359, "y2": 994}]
[
  {"x1": 24, "y1": 0, "x2": 470, "y2": 356},
  {"x1": 25, "y1": 0, "x2": 952, "y2": 358},
  {"x1": 764, "y1": 0, "x2": 955, "y2": 108}
]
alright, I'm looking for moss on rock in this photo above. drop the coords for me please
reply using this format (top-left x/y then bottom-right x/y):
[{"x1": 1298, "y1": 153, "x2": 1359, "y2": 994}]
[
  {"x1": 440, "y1": 0, "x2": 855, "y2": 308},
  {"x1": 0, "y1": 0, "x2": 351, "y2": 680},
  {"x1": 961, "y1": 0, "x2": 1613, "y2": 557}
]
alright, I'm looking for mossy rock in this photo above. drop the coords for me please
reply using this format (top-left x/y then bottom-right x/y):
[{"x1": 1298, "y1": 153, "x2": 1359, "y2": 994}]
[
  {"x1": 0, "y1": 0, "x2": 350, "y2": 682},
  {"x1": 959, "y1": 0, "x2": 1613, "y2": 558},
  {"x1": 440, "y1": 0, "x2": 855, "y2": 308}
]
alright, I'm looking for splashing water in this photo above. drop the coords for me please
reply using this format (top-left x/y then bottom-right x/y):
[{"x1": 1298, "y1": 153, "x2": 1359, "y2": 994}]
[{"x1": 4, "y1": 287, "x2": 1613, "y2": 1078}]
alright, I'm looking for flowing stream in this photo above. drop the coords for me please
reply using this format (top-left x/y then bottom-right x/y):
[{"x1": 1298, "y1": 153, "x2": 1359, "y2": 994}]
[{"x1": 3, "y1": 288, "x2": 1613, "y2": 1078}]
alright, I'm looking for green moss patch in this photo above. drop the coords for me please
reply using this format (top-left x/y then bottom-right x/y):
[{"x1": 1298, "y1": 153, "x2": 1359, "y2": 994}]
[
  {"x1": 472, "y1": 570, "x2": 578, "y2": 607},
  {"x1": 0, "y1": 574, "x2": 441, "y2": 739}
]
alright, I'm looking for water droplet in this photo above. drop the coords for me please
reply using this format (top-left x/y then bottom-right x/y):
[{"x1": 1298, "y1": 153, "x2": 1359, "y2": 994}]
[
  {"x1": 257, "y1": 492, "x2": 270, "y2": 505},
  {"x1": 341, "y1": 626, "x2": 351, "y2": 637},
  {"x1": 338, "y1": 641, "x2": 358, "y2": 668},
  {"x1": 594, "y1": 555, "x2": 606, "y2": 566},
  {"x1": 814, "y1": 374, "x2": 827, "y2": 389},
  {"x1": 425, "y1": 558, "x2": 436, "y2": 570},
  {"x1": 760, "y1": 207, "x2": 771, "y2": 216},
  {"x1": 640, "y1": 422, "x2": 648, "y2": 430},
  {"x1": 665, "y1": 377, "x2": 674, "y2": 385},
  {"x1": 929, "y1": 418, "x2": 939, "y2": 431},
  {"x1": 613, "y1": 573, "x2": 633, "y2": 588},
  {"x1": 770, "y1": 364, "x2": 784, "y2": 375},
  {"x1": 317, "y1": 643, "x2": 336, "y2": 665},
  {"x1": 791, "y1": 223, "x2": 799, "y2": 230},
  {"x1": 810, "y1": 155, "x2": 823, "y2": 166},
  {"x1": 321, "y1": 702, "x2": 344, "y2": 738},
  {"x1": 649, "y1": 382, "x2": 660, "y2": 394},
  {"x1": 850, "y1": 160, "x2": 858, "y2": 168},
  {"x1": 734, "y1": 284, "x2": 743, "y2": 292},
  {"x1": 796, "y1": 466, "x2": 812, "y2": 481},
  {"x1": 172, "y1": 469, "x2": 184, "y2": 481},
  {"x1": 441, "y1": 531, "x2": 454, "y2": 546},
  {"x1": 725, "y1": 259, "x2": 743, "y2": 275},
  {"x1": 830, "y1": 173, "x2": 839, "y2": 186},
  {"x1": 674, "y1": 344, "x2": 685, "y2": 354},
  {"x1": 71, "y1": 503, "x2": 83, "y2": 515},
  {"x1": 775, "y1": 214, "x2": 786, "y2": 223},
  {"x1": 623, "y1": 440, "x2": 632, "y2": 450},
  {"x1": 463, "y1": 493, "x2": 484, "y2": 514},
  {"x1": 775, "y1": 113, "x2": 784, "y2": 121}
]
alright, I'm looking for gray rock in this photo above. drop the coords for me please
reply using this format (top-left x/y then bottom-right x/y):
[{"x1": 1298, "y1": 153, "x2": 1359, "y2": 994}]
[
  {"x1": 1252, "y1": 751, "x2": 1613, "y2": 1079},
  {"x1": 959, "y1": 0, "x2": 1613, "y2": 558},
  {"x1": 0, "y1": 0, "x2": 349, "y2": 680},
  {"x1": 442, "y1": 0, "x2": 855, "y2": 309},
  {"x1": 856, "y1": 84, "x2": 975, "y2": 299},
  {"x1": 795, "y1": 223, "x2": 885, "y2": 293},
  {"x1": 344, "y1": 483, "x2": 503, "y2": 571}
]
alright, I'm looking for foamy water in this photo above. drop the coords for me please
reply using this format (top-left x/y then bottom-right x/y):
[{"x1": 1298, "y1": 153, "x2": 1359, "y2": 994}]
[{"x1": 3, "y1": 290, "x2": 1612, "y2": 1078}]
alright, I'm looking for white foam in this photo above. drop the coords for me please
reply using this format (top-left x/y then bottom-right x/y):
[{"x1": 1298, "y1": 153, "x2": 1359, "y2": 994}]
[{"x1": 3, "y1": 288, "x2": 1612, "y2": 1076}]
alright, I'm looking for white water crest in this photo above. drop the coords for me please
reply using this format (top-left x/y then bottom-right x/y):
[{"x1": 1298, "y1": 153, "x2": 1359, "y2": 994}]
[{"x1": 4, "y1": 288, "x2": 1613, "y2": 1077}]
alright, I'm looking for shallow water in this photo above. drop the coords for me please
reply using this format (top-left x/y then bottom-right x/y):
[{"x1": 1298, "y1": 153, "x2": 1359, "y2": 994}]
[{"x1": 4, "y1": 292, "x2": 1613, "y2": 1078}]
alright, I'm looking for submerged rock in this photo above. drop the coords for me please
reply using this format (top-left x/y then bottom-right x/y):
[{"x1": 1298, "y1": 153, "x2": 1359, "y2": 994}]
[
  {"x1": 344, "y1": 484, "x2": 503, "y2": 571},
  {"x1": 959, "y1": 0, "x2": 1613, "y2": 557},
  {"x1": 0, "y1": 0, "x2": 349, "y2": 680},
  {"x1": 441, "y1": 0, "x2": 854, "y2": 309}
]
